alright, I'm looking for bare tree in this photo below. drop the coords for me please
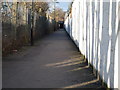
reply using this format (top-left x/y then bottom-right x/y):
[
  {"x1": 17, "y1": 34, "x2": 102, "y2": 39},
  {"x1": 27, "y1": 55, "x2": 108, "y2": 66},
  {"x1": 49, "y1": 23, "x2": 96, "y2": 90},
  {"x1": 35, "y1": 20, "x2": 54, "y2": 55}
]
[
  {"x1": 49, "y1": 7, "x2": 65, "y2": 22},
  {"x1": 34, "y1": 2, "x2": 49, "y2": 15}
]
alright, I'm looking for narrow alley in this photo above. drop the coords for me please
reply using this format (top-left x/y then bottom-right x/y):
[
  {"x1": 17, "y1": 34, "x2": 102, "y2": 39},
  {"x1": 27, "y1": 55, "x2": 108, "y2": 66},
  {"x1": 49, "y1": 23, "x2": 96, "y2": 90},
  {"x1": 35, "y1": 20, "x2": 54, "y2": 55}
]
[
  {"x1": 3, "y1": 29, "x2": 104, "y2": 88},
  {"x1": 2, "y1": 1, "x2": 120, "y2": 89}
]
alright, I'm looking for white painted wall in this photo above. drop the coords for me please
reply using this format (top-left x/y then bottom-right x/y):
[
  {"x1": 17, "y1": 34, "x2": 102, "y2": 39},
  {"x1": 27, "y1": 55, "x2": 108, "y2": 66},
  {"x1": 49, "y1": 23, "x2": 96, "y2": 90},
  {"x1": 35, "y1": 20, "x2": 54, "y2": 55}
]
[
  {"x1": 118, "y1": 2, "x2": 120, "y2": 90},
  {"x1": 64, "y1": 0, "x2": 120, "y2": 89}
]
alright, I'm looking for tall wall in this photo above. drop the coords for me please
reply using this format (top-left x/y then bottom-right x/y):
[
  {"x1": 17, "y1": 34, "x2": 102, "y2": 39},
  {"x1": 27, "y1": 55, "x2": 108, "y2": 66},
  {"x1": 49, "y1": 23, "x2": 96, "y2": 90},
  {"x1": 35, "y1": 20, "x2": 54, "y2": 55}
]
[
  {"x1": 118, "y1": 2, "x2": 120, "y2": 90},
  {"x1": 64, "y1": 0, "x2": 120, "y2": 89}
]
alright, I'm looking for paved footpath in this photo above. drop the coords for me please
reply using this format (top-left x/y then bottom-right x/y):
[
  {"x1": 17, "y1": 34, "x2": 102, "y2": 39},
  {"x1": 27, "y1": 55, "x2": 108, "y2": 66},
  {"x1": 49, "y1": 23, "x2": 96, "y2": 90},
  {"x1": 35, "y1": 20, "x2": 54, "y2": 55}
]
[{"x1": 3, "y1": 29, "x2": 105, "y2": 88}]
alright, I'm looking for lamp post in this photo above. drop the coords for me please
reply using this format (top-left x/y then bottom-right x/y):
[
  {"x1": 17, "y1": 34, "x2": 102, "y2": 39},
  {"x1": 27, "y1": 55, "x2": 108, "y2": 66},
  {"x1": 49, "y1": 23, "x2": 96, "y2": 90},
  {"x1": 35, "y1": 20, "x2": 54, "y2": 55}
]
[
  {"x1": 31, "y1": 0, "x2": 34, "y2": 46},
  {"x1": 53, "y1": 0, "x2": 59, "y2": 31}
]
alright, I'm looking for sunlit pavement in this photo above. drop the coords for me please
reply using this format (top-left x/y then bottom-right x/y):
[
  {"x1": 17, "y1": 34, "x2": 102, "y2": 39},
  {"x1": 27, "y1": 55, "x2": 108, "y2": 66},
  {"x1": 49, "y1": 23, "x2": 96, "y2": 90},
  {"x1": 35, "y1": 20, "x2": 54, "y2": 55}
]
[{"x1": 3, "y1": 29, "x2": 105, "y2": 88}]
